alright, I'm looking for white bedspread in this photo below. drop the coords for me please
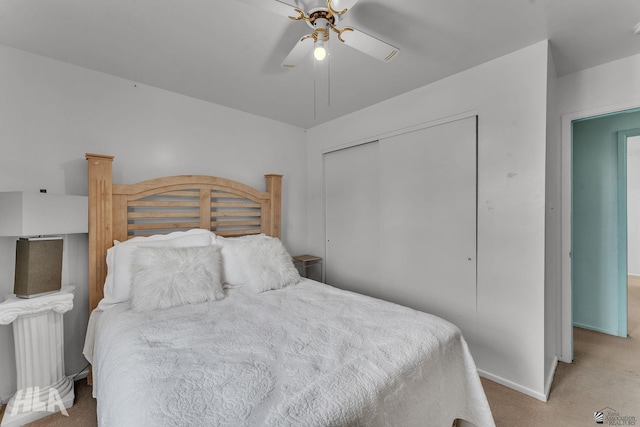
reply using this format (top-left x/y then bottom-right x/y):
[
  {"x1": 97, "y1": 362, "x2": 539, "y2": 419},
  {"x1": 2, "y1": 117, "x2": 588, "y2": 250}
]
[{"x1": 91, "y1": 279, "x2": 495, "y2": 426}]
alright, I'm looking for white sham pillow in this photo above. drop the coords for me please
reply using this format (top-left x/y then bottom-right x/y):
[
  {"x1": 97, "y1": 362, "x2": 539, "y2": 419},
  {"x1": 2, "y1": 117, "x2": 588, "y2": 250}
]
[
  {"x1": 130, "y1": 245, "x2": 224, "y2": 312},
  {"x1": 217, "y1": 234, "x2": 301, "y2": 293},
  {"x1": 100, "y1": 229, "x2": 216, "y2": 309}
]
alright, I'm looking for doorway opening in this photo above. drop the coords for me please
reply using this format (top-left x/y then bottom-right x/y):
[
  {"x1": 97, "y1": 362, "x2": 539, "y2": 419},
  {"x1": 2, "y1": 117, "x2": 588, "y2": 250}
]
[{"x1": 569, "y1": 109, "x2": 640, "y2": 360}]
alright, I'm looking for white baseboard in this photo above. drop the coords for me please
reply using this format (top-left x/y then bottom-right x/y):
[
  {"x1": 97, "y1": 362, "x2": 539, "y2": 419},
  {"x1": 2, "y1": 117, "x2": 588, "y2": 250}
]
[
  {"x1": 573, "y1": 321, "x2": 619, "y2": 336},
  {"x1": 478, "y1": 369, "x2": 548, "y2": 402}
]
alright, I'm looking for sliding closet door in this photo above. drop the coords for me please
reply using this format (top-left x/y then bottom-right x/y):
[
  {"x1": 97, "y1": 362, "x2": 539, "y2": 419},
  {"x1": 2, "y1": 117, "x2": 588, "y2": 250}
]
[
  {"x1": 324, "y1": 116, "x2": 477, "y2": 326},
  {"x1": 379, "y1": 117, "x2": 477, "y2": 326},
  {"x1": 324, "y1": 141, "x2": 381, "y2": 296}
]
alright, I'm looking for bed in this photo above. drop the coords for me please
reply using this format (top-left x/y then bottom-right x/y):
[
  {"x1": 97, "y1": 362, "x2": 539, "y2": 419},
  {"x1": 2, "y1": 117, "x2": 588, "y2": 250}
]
[{"x1": 82, "y1": 153, "x2": 495, "y2": 427}]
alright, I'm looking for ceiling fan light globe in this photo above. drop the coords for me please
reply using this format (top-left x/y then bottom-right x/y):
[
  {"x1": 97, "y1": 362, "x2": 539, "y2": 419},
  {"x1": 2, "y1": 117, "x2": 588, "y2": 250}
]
[{"x1": 314, "y1": 45, "x2": 327, "y2": 61}]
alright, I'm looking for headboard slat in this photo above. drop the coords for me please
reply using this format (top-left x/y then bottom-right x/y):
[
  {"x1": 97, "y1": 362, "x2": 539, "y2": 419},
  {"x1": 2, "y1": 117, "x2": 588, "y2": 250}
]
[
  {"x1": 128, "y1": 211, "x2": 199, "y2": 218},
  {"x1": 127, "y1": 222, "x2": 202, "y2": 231},
  {"x1": 128, "y1": 200, "x2": 201, "y2": 207},
  {"x1": 212, "y1": 211, "x2": 262, "y2": 217},
  {"x1": 211, "y1": 220, "x2": 262, "y2": 227},
  {"x1": 211, "y1": 202, "x2": 261, "y2": 208}
]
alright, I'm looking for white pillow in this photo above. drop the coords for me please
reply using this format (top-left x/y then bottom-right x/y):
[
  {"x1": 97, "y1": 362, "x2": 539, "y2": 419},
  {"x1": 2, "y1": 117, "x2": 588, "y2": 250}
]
[
  {"x1": 217, "y1": 234, "x2": 301, "y2": 293},
  {"x1": 130, "y1": 245, "x2": 224, "y2": 312},
  {"x1": 100, "y1": 229, "x2": 216, "y2": 309},
  {"x1": 217, "y1": 235, "x2": 252, "y2": 286}
]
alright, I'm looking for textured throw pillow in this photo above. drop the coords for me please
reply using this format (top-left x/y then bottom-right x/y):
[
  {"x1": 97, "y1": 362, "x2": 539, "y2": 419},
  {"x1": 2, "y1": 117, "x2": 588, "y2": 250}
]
[
  {"x1": 218, "y1": 234, "x2": 301, "y2": 293},
  {"x1": 101, "y1": 229, "x2": 217, "y2": 309},
  {"x1": 130, "y1": 245, "x2": 225, "y2": 312}
]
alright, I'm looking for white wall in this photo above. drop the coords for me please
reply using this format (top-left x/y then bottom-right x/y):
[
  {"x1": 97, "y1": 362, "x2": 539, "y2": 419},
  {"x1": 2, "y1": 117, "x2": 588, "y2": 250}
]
[
  {"x1": 628, "y1": 136, "x2": 640, "y2": 276},
  {"x1": 557, "y1": 51, "x2": 640, "y2": 361},
  {"x1": 0, "y1": 44, "x2": 307, "y2": 403},
  {"x1": 306, "y1": 41, "x2": 550, "y2": 399}
]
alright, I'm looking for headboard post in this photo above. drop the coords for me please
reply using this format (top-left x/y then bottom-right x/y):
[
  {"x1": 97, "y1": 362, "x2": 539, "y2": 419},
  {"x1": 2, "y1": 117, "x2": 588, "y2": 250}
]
[
  {"x1": 86, "y1": 153, "x2": 115, "y2": 314},
  {"x1": 265, "y1": 174, "x2": 282, "y2": 238},
  {"x1": 199, "y1": 188, "x2": 212, "y2": 230}
]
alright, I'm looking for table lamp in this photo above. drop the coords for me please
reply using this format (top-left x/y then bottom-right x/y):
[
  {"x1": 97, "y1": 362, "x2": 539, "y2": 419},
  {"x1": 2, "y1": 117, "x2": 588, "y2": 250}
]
[{"x1": 0, "y1": 191, "x2": 88, "y2": 298}]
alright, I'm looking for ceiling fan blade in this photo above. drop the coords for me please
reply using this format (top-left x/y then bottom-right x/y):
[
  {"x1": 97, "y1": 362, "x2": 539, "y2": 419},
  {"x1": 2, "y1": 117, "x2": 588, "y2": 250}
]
[
  {"x1": 330, "y1": 0, "x2": 361, "y2": 14},
  {"x1": 281, "y1": 35, "x2": 315, "y2": 68},
  {"x1": 339, "y1": 28, "x2": 400, "y2": 62},
  {"x1": 236, "y1": 0, "x2": 299, "y2": 18}
]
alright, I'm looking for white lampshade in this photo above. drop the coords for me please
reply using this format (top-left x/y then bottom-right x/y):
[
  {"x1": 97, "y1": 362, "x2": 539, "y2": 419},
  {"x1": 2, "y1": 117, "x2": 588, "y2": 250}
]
[{"x1": 0, "y1": 192, "x2": 88, "y2": 236}]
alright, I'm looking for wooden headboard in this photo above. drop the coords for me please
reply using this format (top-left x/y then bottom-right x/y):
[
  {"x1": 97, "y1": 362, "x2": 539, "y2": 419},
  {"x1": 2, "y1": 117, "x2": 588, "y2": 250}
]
[{"x1": 86, "y1": 153, "x2": 283, "y2": 313}]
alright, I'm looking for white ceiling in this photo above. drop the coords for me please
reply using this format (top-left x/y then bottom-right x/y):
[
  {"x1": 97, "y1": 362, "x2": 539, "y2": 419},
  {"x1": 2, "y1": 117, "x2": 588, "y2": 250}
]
[{"x1": 1, "y1": 0, "x2": 640, "y2": 129}]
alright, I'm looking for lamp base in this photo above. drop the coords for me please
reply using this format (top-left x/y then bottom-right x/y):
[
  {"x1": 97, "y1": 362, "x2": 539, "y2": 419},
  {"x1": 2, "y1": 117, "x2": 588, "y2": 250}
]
[
  {"x1": 14, "y1": 237, "x2": 63, "y2": 298},
  {"x1": 0, "y1": 290, "x2": 75, "y2": 427}
]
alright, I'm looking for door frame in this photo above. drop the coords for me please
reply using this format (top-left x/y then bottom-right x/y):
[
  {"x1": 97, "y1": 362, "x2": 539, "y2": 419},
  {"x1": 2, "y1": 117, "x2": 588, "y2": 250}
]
[
  {"x1": 561, "y1": 101, "x2": 640, "y2": 362},
  {"x1": 617, "y1": 127, "x2": 640, "y2": 337}
]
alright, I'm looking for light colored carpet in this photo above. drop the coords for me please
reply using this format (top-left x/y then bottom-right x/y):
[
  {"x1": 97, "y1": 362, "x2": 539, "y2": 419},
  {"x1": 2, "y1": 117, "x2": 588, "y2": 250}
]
[{"x1": 2, "y1": 278, "x2": 639, "y2": 426}]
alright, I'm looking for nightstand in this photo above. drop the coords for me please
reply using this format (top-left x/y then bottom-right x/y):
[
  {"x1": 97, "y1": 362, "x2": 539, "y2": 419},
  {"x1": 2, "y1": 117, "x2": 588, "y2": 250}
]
[
  {"x1": 0, "y1": 287, "x2": 75, "y2": 427},
  {"x1": 292, "y1": 255, "x2": 323, "y2": 283}
]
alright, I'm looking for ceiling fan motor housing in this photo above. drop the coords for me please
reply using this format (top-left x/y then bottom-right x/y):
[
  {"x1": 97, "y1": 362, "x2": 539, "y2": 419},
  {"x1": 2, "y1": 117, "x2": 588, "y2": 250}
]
[{"x1": 295, "y1": 0, "x2": 340, "y2": 28}]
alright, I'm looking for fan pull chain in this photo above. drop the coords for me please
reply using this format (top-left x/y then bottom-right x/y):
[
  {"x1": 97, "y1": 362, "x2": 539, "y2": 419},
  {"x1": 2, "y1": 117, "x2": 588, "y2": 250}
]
[
  {"x1": 312, "y1": 50, "x2": 332, "y2": 121},
  {"x1": 328, "y1": 46, "x2": 331, "y2": 107}
]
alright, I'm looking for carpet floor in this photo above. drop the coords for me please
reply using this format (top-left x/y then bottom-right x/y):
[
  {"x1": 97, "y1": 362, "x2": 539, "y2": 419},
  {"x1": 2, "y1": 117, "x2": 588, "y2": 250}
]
[{"x1": 2, "y1": 278, "x2": 638, "y2": 426}]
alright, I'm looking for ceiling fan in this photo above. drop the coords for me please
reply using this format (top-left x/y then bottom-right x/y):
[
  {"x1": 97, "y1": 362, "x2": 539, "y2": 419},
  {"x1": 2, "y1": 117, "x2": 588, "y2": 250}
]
[{"x1": 239, "y1": 0, "x2": 400, "y2": 68}]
